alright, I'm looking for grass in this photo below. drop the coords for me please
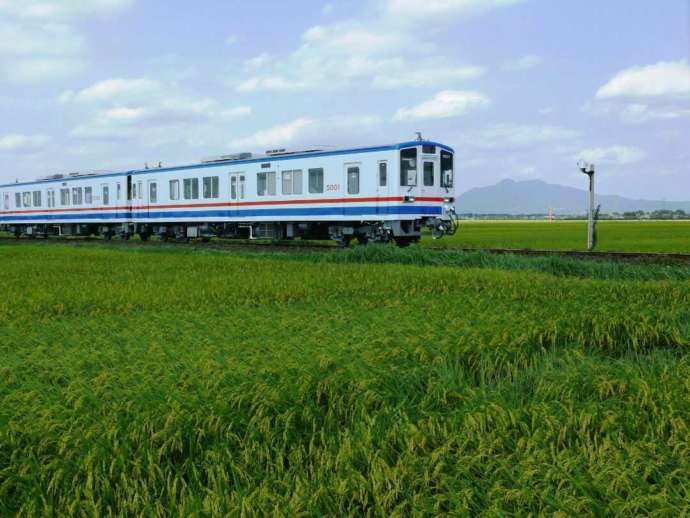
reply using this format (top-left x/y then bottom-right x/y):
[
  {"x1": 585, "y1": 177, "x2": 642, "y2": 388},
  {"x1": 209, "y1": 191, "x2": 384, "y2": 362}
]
[
  {"x1": 427, "y1": 220, "x2": 690, "y2": 253},
  {"x1": 1, "y1": 243, "x2": 690, "y2": 515}
]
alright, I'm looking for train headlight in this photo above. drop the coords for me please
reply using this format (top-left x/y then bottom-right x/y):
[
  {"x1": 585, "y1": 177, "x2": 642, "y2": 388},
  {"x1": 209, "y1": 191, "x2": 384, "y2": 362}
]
[
  {"x1": 444, "y1": 197, "x2": 455, "y2": 203},
  {"x1": 404, "y1": 195, "x2": 415, "y2": 203}
]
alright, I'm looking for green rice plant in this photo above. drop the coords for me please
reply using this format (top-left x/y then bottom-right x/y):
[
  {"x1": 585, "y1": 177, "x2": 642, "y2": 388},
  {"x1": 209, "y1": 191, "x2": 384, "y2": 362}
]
[{"x1": 1, "y1": 243, "x2": 689, "y2": 516}]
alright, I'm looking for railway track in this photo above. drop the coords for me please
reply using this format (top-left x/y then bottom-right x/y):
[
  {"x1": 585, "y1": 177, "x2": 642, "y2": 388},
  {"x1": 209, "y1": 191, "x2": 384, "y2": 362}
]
[{"x1": 2, "y1": 235, "x2": 690, "y2": 263}]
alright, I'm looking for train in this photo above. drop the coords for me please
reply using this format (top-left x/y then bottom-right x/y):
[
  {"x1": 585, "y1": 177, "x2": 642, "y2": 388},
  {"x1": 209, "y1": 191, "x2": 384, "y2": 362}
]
[{"x1": 0, "y1": 138, "x2": 457, "y2": 246}]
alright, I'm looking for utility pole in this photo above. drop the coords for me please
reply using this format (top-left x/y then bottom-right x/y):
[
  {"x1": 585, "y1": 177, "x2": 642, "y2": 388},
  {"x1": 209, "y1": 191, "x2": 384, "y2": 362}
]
[{"x1": 577, "y1": 160, "x2": 596, "y2": 251}]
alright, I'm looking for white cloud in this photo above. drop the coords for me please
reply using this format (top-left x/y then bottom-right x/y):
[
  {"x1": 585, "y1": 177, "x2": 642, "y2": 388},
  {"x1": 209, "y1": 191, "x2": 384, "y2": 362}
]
[
  {"x1": 596, "y1": 61, "x2": 690, "y2": 99},
  {"x1": 394, "y1": 90, "x2": 491, "y2": 121},
  {"x1": 229, "y1": 118, "x2": 315, "y2": 150},
  {"x1": 503, "y1": 54, "x2": 542, "y2": 71},
  {"x1": 0, "y1": 134, "x2": 51, "y2": 152},
  {"x1": 231, "y1": 14, "x2": 483, "y2": 92},
  {"x1": 577, "y1": 146, "x2": 646, "y2": 165},
  {"x1": 68, "y1": 78, "x2": 161, "y2": 102},
  {"x1": 619, "y1": 103, "x2": 690, "y2": 123},
  {"x1": 0, "y1": 1, "x2": 135, "y2": 84},
  {"x1": 65, "y1": 77, "x2": 252, "y2": 146},
  {"x1": 0, "y1": 0, "x2": 135, "y2": 20},
  {"x1": 372, "y1": 63, "x2": 484, "y2": 89},
  {"x1": 385, "y1": 0, "x2": 524, "y2": 19},
  {"x1": 221, "y1": 106, "x2": 252, "y2": 118},
  {"x1": 463, "y1": 123, "x2": 580, "y2": 149}
]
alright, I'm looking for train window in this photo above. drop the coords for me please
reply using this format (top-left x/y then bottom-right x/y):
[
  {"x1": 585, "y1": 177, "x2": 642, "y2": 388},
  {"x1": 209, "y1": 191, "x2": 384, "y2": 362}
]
[
  {"x1": 15, "y1": 193, "x2": 21, "y2": 208},
  {"x1": 422, "y1": 145, "x2": 436, "y2": 154},
  {"x1": 379, "y1": 162, "x2": 387, "y2": 187},
  {"x1": 131, "y1": 182, "x2": 136, "y2": 200},
  {"x1": 239, "y1": 176, "x2": 245, "y2": 199},
  {"x1": 32, "y1": 191, "x2": 41, "y2": 207},
  {"x1": 137, "y1": 181, "x2": 143, "y2": 200},
  {"x1": 400, "y1": 148, "x2": 417, "y2": 186},
  {"x1": 441, "y1": 150, "x2": 454, "y2": 188},
  {"x1": 257, "y1": 172, "x2": 276, "y2": 196},
  {"x1": 47, "y1": 190, "x2": 55, "y2": 208},
  {"x1": 282, "y1": 170, "x2": 303, "y2": 195},
  {"x1": 2, "y1": 192, "x2": 8, "y2": 210},
  {"x1": 423, "y1": 162, "x2": 434, "y2": 186},
  {"x1": 84, "y1": 187, "x2": 93, "y2": 204},
  {"x1": 149, "y1": 182, "x2": 157, "y2": 203},
  {"x1": 308, "y1": 168, "x2": 323, "y2": 193},
  {"x1": 169, "y1": 180, "x2": 180, "y2": 200},
  {"x1": 230, "y1": 176, "x2": 237, "y2": 199},
  {"x1": 183, "y1": 178, "x2": 199, "y2": 200},
  {"x1": 202, "y1": 176, "x2": 219, "y2": 199},
  {"x1": 116, "y1": 182, "x2": 121, "y2": 201},
  {"x1": 23, "y1": 192, "x2": 31, "y2": 207},
  {"x1": 60, "y1": 189, "x2": 70, "y2": 206},
  {"x1": 347, "y1": 167, "x2": 360, "y2": 195},
  {"x1": 102, "y1": 185, "x2": 109, "y2": 205},
  {"x1": 72, "y1": 187, "x2": 83, "y2": 205}
]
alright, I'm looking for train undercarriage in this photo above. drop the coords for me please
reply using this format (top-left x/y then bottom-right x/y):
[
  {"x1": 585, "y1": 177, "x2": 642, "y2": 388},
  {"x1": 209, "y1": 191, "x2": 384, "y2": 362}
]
[{"x1": 3, "y1": 214, "x2": 457, "y2": 248}]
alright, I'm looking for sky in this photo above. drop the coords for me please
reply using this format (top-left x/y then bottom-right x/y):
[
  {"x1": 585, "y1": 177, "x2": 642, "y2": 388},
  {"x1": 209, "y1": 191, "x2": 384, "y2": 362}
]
[{"x1": 0, "y1": 0, "x2": 689, "y2": 199}]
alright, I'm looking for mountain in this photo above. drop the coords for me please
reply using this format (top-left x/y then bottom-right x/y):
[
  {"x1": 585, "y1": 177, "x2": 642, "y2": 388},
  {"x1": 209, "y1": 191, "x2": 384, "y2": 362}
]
[{"x1": 456, "y1": 179, "x2": 690, "y2": 215}]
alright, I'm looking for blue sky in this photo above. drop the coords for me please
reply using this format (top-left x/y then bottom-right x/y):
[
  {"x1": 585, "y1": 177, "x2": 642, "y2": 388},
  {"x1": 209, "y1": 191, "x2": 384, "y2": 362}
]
[{"x1": 0, "y1": 0, "x2": 688, "y2": 199}]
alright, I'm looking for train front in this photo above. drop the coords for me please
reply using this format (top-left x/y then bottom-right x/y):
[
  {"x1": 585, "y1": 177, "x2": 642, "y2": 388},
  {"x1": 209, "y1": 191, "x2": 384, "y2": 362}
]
[{"x1": 398, "y1": 141, "x2": 458, "y2": 238}]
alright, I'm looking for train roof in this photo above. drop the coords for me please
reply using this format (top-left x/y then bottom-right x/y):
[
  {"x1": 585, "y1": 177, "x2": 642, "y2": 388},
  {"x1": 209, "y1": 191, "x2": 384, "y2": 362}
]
[{"x1": 1, "y1": 140, "x2": 454, "y2": 189}]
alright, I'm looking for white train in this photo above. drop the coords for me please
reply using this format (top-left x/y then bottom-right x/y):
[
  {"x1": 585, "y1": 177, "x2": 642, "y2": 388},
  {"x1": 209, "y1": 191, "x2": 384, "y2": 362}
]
[{"x1": 0, "y1": 138, "x2": 457, "y2": 246}]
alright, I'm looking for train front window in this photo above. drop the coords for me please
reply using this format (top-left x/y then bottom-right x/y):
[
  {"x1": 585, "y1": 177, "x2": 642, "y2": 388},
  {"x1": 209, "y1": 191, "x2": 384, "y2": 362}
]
[
  {"x1": 400, "y1": 148, "x2": 417, "y2": 187},
  {"x1": 441, "y1": 150, "x2": 454, "y2": 188}
]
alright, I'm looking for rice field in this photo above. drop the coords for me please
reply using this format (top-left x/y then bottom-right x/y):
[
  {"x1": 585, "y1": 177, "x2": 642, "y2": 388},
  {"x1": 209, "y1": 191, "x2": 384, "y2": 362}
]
[
  {"x1": 1, "y1": 242, "x2": 690, "y2": 515},
  {"x1": 428, "y1": 220, "x2": 690, "y2": 253}
]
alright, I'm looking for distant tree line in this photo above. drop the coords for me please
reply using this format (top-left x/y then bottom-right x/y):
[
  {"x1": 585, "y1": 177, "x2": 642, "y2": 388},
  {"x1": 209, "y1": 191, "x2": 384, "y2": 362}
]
[{"x1": 458, "y1": 210, "x2": 689, "y2": 221}]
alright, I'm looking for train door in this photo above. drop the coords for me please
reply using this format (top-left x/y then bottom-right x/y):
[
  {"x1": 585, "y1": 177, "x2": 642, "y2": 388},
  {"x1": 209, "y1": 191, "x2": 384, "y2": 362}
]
[
  {"x1": 147, "y1": 179, "x2": 157, "y2": 219},
  {"x1": 229, "y1": 172, "x2": 245, "y2": 218},
  {"x1": 376, "y1": 160, "x2": 390, "y2": 215},
  {"x1": 420, "y1": 156, "x2": 438, "y2": 199},
  {"x1": 343, "y1": 162, "x2": 361, "y2": 217}
]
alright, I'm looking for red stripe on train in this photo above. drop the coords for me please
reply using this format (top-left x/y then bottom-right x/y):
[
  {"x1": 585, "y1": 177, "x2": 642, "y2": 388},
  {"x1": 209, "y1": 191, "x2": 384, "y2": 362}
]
[{"x1": 0, "y1": 196, "x2": 445, "y2": 215}]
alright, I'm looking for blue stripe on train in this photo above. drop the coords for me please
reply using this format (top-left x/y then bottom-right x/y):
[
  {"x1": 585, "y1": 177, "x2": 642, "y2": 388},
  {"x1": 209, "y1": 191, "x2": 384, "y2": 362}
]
[{"x1": 0, "y1": 205, "x2": 443, "y2": 222}]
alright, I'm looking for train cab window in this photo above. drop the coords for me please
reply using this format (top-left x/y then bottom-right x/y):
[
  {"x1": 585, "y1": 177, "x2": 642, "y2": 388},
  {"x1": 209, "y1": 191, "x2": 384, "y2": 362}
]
[
  {"x1": 47, "y1": 190, "x2": 55, "y2": 208},
  {"x1": 102, "y1": 185, "x2": 109, "y2": 205},
  {"x1": 22, "y1": 192, "x2": 31, "y2": 207},
  {"x1": 84, "y1": 187, "x2": 93, "y2": 204},
  {"x1": 15, "y1": 193, "x2": 21, "y2": 208},
  {"x1": 400, "y1": 148, "x2": 418, "y2": 187},
  {"x1": 347, "y1": 167, "x2": 360, "y2": 195},
  {"x1": 257, "y1": 172, "x2": 276, "y2": 196},
  {"x1": 282, "y1": 170, "x2": 303, "y2": 195},
  {"x1": 422, "y1": 145, "x2": 436, "y2": 154},
  {"x1": 202, "y1": 176, "x2": 219, "y2": 199},
  {"x1": 149, "y1": 182, "x2": 157, "y2": 203},
  {"x1": 32, "y1": 191, "x2": 41, "y2": 207},
  {"x1": 72, "y1": 187, "x2": 83, "y2": 205},
  {"x1": 183, "y1": 178, "x2": 199, "y2": 199},
  {"x1": 423, "y1": 162, "x2": 434, "y2": 186},
  {"x1": 169, "y1": 180, "x2": 180, "y2": 200},
  {"x1": 60, "y1": 189, "x2": 70, "y2": 206},
  {"x1": 308, "y1": 168, "x2": 324, "y2": 193},
  {"x1": 440, "y1": 150, "x2": 454, "y2": 188},
  {"x1": 379, "y1": 162, "x2": 387, "y2": 187}
]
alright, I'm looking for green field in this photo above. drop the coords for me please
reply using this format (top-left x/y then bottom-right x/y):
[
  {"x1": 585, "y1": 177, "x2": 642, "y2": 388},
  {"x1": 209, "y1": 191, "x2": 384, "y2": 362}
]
[
  {"x1": 429, "y1": 220, "x2": 690, "y2": 253},
  {"x1": 2, "y1": 243, "x2": 690, "y2": 515}
]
